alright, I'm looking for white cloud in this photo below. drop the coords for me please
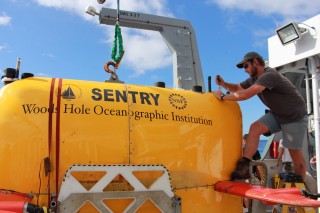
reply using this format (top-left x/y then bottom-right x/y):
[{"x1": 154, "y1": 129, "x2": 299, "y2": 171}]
[
  {"x1": 205, "y1": 0, "x2": 320, "y2": 51},
  {"x1": 106, "y1": 0, "x2": 171, "y2": 16},
  {"x1": 35, "y1": 0, "x2": 101, "y2": 22},
  {"x1": 0, "y1": 45, "x2": 6, "y2": 51},
  {"x1": 120, "y1": 29, "x2": 171, "y2": 76},
  {"x1": 35, "y1": 0, "x2": 171, "y2": 17},
  {"x1": 35, "y1": 72, "x2": 50, "y2": 77},
  {"x1": 206, "y1": 0, "x2": 320, "y2": 22},
  {"x1": 0, "y1": 13, "x2": 11, "y2": 26},
  {"x1": 34, "y1": 0, "x2": 173, "y2": 76},
  {"x1": 42, "y1": 53, "x2": 55, "y2": 58}
]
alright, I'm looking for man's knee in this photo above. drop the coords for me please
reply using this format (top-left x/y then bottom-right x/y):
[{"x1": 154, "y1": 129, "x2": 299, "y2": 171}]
[{"x1": 249, "y1": 121, "x2": 270, "y2": 136}]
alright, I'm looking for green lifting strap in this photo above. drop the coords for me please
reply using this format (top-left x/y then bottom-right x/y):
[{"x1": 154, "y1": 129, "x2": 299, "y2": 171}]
[{"x1": 111, "y1": 22, "x2": 124, "y2": 63}]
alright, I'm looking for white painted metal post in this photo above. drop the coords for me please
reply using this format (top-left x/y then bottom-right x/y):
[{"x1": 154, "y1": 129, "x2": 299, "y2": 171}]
[{"x1": 309, "y1": 56, "x2": 320, "y2": 194}]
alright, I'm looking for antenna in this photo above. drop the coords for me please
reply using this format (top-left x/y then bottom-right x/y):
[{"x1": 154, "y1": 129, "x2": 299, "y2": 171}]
[{"x1": 16, "y1": 57, "x2": 21, "y2": 79}]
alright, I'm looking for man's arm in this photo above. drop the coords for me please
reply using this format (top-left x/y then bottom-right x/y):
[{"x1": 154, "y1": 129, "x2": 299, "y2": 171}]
[
  {"x1": 221, "y1": 82, "x2": 243, "y2": 92},
  {"x1": 215, "y1": 75, "x2": 244, "y2": 92},
  {"x1": 221, "y1": 84, "x2": 265, "y2": 101}
]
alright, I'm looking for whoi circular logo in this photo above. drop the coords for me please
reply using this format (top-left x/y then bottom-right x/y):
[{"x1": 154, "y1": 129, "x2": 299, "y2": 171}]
[{"x1": 168, "y1": 93, "x2": 187, "y2": 110}]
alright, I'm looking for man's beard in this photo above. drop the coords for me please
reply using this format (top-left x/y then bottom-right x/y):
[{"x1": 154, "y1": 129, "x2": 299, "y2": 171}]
[{"x1": 250, "y1": 66, "x2": 258, "y2": 78}]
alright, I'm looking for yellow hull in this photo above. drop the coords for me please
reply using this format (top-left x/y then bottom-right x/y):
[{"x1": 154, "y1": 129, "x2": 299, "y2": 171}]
[{"x1": 0, "y1": 77, "x2": 242, "y2": 212}]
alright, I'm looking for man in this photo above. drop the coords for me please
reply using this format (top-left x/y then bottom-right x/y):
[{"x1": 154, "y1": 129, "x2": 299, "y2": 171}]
[
  {"x1": 243, "y1": 134, "x2": 260, "y2": 161},
  {"x1": 213, "y1": 51, "x2": 307, "y2": 180},
  {"x1": 276, "y1": 139, "x2": 293, "y2": 172}
]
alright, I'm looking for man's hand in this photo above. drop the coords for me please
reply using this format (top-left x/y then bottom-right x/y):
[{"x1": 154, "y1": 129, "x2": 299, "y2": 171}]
[
  {"x1": 213, "y1": 90, "x2": 224, "y2": 100},
  {"x1": 215, "y1": 75, "x2": 225, "y2": 86}
]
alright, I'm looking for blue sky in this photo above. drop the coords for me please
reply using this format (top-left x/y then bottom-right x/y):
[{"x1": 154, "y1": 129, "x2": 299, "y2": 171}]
[{"x1": 1, "y1": 0, "x2": 319, "y2": 136}]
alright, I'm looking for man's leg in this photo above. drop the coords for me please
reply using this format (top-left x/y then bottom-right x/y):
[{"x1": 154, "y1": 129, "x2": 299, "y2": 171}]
[
  {"x1": 281, "y1": 115, "x2": 308, "y2": 181},
  {"x1": 231, "y1": 113, "x2": 280, "y2": 180},
  {"x1": 231, "y1": 121, "x2": 270, "y2": 180},
  {"x1": 243, "y1": 121, "x2": 270, "y2": 159},
  {"x1": 289, "y1": 149, "x2": 306, "y2": 180}
]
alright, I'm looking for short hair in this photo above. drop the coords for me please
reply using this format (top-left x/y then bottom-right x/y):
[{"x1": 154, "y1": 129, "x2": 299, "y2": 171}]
[{"x1": 243, "y1": 134, "x2": 248, "y2": 139}]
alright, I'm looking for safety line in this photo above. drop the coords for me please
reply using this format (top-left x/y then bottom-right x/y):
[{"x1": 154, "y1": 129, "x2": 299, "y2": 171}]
[
  {"x1": 48, "y1": 78, "x2": 56, "y2": 205},
  {"x1": 55, "y1": 78, "x2": 63, "y2": 196}
]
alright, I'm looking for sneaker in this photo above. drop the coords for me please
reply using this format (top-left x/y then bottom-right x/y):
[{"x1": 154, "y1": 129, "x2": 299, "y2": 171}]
[
  {"x1": 273, "y1": 204, "x2": 282, "y2": 212},
  {"x1": 242, "y1": 207, "x2": 249, "y2": 213},
  {"x1": 305, "y1": 172, "x2": 317, "y2": 194},
  {"x1": 231, "y1": 158, "x2": 250, "y2": 180}
]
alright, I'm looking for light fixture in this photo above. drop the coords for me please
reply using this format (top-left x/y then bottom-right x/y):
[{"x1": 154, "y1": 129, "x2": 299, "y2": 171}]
[
  {"x1": 276, "y1": 22, "x2": 308, "y2": 45},
  {"x1": 85, "y1": 6, "x2": 99, "y2": 16}
]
